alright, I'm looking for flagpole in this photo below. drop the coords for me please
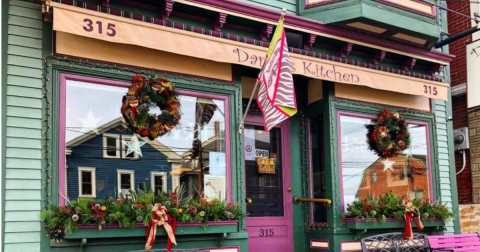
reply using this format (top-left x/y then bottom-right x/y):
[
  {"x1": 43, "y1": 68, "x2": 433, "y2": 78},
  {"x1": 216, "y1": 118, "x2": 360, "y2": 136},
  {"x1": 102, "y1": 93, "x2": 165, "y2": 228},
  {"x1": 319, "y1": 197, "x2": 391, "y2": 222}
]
[{"x1": 238, "y1": 9, "x2": 287, "y2": 134}]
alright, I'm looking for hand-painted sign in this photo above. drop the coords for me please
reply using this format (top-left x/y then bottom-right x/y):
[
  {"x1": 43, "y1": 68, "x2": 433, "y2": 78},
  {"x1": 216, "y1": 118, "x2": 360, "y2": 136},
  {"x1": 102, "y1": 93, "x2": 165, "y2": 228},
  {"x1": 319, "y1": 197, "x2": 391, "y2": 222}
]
[{"x1": 52, "y1": 2, "x2": 449, "y2": 100}]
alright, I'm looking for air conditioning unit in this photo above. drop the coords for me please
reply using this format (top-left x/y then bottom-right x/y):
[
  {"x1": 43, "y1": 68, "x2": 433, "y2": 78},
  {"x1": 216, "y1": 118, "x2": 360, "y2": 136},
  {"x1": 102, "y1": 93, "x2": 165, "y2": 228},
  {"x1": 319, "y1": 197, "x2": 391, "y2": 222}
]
[{"x1": 453, "y1": 127, "x2": 470, "y2": 151}]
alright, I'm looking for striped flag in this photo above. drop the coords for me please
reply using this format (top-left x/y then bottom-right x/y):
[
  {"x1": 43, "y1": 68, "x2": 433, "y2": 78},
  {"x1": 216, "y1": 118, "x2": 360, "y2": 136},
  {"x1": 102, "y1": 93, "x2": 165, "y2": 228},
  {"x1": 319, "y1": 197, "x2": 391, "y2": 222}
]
[{"x1": 257, "y1": 11, "x2": 297, "y2": 132}]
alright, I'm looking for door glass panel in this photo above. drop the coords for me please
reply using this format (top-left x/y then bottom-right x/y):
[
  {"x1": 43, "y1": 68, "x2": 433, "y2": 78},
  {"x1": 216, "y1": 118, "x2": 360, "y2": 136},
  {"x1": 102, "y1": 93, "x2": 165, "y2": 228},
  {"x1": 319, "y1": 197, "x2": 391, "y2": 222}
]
[{"x1": 244, "y1": 125, "x2": 283, "y2": 217}]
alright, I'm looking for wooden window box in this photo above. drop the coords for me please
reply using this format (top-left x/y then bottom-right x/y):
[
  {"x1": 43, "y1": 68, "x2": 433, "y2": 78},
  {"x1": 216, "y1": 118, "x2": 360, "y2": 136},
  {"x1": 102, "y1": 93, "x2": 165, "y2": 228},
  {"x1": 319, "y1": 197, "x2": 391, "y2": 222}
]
[
  {"x1": 344, "y1": 218, "x2": 444, "y2": 230},
  {"x1": 65, "y1": 221, "x2": 239, "y2": 239}
]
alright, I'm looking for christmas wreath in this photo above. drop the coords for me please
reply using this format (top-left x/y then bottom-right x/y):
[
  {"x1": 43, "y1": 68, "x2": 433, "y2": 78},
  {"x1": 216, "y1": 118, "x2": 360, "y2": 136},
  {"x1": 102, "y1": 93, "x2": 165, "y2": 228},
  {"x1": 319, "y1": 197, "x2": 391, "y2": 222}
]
[
  {"x1": 367, "y1": 109, "x2": 410, "y2": 158},
  {"x1": 121, "y1": 75, "x2": 181, "y2": 140}
]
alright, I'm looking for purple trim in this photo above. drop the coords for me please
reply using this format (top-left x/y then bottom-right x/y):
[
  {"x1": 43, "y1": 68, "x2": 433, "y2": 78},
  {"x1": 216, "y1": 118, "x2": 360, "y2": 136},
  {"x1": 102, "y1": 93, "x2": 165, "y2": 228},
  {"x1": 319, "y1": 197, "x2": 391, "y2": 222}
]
[
  {"x1": 243, "y1": 116, "x2": 294, "y2": 252},
  {"x1": 343, "y1": 217, "x2": 441, "y2": 223},
  {"x1": 336, "y1": 111, "x2": 435, "y2": 213},
  {"x1": 310, "y1": 239, "x2": 329, "y2": 250},
  {"x1": 58, "y1": 74, "x2": 233, "y2": 205},
  {"x1": 373, "y1": 0, "x2": 436, "y2": 19},
  {"x1": 304, "y1": 0, "x2": 344, "y2": 9},
  {"x1": 181, "y1": 0, "x2": 454, "y2": 63},
  {"x1": 78, "y1": 220, "x2": 238, "y2": 229}
]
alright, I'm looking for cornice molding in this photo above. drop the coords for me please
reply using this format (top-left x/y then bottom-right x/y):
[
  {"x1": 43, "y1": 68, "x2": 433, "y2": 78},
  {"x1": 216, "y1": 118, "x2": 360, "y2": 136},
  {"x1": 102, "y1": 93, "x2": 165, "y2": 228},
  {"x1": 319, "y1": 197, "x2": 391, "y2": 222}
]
[
  {"x1": 176, "y1": 0, "x2": 455, "y2": 64},
  {"x1": 451, "y1": 83, "x2": 466, "y2": 97}
]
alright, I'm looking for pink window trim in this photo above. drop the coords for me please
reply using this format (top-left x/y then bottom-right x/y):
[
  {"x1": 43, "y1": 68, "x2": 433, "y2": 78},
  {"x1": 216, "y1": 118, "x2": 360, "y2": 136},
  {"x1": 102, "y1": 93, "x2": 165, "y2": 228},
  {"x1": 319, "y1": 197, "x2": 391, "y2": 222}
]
[
  {"x1": 58, "y1": 73, "x2": 232, "y2": 206},
  {"x1": 336, "y1": 111, "x2": 434, "y2": 214}
]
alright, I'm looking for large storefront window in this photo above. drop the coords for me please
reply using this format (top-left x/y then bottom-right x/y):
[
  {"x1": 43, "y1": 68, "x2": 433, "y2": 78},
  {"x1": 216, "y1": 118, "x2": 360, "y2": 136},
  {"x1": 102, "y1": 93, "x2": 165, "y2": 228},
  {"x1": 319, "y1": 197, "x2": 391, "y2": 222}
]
[
  {"x1": 60, "y1": 76, "x2": 229, "y2": 203},
  {"x1": 339, "y1": 113, "x2": 432, "y2": 211}
]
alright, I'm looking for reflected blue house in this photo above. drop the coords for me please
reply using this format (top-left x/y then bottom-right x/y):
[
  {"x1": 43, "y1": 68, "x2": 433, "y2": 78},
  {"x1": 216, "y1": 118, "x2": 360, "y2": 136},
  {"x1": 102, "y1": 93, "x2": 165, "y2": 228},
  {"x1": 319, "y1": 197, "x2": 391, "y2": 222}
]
[{"x1": 65, "y1": 118, "x2": 183, "y2": 200}]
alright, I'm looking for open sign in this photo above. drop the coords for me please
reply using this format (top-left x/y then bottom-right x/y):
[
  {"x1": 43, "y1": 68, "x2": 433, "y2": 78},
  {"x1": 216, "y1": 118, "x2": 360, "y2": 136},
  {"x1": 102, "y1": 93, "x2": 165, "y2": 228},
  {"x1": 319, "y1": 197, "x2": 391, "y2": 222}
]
[{"x1": 255, "y1": 149, "x2": 269, "y2": 158}]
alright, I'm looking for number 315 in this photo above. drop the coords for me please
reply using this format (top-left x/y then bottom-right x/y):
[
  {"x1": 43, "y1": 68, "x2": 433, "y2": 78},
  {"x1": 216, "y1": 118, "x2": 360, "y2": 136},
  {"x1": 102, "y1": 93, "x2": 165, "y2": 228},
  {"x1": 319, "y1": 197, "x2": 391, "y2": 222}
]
[
  {"x1": 83, "y1": 18, "x2": 116, "y2": 37},
  {"x1": 423, "y1": 85, "x2": 437, "y2": 96}
]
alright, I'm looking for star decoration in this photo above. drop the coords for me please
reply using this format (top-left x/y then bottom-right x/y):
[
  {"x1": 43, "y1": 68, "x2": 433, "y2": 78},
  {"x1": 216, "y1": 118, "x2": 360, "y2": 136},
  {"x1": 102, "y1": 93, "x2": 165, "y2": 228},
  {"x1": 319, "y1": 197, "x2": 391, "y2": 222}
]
[
  {"x1": 382, "y1": 158, "x2": 395, "y2": 172},
  {"x1": 123, "y1": 135, "x2": 146, "y2": 157},
  {"x1": 78, "y1": 109, "x2": 102, "y2": 134}
]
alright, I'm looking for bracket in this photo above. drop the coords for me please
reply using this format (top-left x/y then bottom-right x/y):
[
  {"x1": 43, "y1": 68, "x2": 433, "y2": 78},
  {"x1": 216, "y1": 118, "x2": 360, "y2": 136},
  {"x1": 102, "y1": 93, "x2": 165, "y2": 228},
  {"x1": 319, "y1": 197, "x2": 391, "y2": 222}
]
[
  {"x1": 303, "y1": 34, "x2": 317, "y2": 50},
  {"x1": 339, "y1": 43, "x2": 353, "y2": 58},
  {"x1": 79, "y1": 238, "x2": 87, "y2": 252},
  {"x1": 102, "y1": 0, "x2": 110, "y2": 7},
  {"x1": 260, "y1": 24, "x2": 274, "y2": 41},
  {"x1": 162, "y1": 0, "x2": 174, "y2": 20},
  {"x1": 371, "y1": 50, "x2": 387, "y2": 66},
  {"x1": 218, "y1": 232, "x2": 228, "y2": 247},
  {"x1": 430, "y1": 64, "x2": 444, "y2": 75},
  {"x1": 403, "y1": 58, "x2": 417, "y2": 71},
  {"x1": 214, "y1": 13, "x2": 228, "y2": 32},
  {"x1": 41, "y1": 0, "x2": 52, "y2": 22}
]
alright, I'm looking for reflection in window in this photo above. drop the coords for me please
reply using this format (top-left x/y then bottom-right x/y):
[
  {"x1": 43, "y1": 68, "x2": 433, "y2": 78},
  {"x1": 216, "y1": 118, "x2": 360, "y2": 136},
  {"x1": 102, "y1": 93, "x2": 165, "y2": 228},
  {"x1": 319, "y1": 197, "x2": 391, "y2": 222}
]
[
  {"x1": 308, "y1": 115, "x2": 327, "y2": 223},
  {"x1": 340, "y1": 114, "x2": 430, "y2": 211},
  {"x1": 103, "y1": 134, "x2": 119, "y2": 158},
  {"x1": 78, "y1": 167, "x2": 96, "y2": 198},
  {"x1": 65, "y1": 80, "x2": 228, "y2": 201},
  {"x1": 371, "y1": 172, "x2": 377, "y2": 184}
]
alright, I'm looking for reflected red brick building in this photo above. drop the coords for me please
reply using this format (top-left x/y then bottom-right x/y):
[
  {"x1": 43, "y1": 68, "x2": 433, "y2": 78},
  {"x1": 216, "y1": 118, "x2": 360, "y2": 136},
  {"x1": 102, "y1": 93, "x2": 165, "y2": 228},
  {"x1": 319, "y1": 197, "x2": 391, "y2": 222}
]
[{"x1": 357, "y1": 155, "x2": 430, "y2": 201}]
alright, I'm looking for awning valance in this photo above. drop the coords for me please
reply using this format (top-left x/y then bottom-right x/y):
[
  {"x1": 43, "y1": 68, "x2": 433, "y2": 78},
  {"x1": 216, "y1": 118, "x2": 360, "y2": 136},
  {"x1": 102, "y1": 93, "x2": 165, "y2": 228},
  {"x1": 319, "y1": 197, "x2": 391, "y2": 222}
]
[{"x1": 51, "y1": 2, "x2": 449, "y2": 100}]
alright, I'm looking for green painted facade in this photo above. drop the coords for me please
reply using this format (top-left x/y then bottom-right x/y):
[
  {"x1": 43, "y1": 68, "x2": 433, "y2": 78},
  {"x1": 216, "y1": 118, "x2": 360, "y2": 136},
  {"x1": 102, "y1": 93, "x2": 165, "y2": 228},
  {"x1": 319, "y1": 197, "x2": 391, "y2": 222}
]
[
  {"x1": 3, "y1": 1, "x2": 45, "y2": 252},
  {"x1": 1, "y1": 0, "x2": 459, "y2": 252}
]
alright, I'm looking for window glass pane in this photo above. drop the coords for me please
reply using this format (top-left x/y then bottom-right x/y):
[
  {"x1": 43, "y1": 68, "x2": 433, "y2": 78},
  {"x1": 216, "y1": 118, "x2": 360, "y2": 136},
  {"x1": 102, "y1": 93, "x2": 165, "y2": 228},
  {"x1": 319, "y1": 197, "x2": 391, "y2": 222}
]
[
  {"x1": 120, "y1": 174, "x2": 131, "y2": 189},
  {"x1": 244, "y1": 126, "x2": 283, "y2": 217},
  {"x1": 340, "y1": 115, "x2": 430, "y2": 211},
  {"x1": 81, "y1": 171, "x2": 92, "y2": 195},
  {"x1": 154, "y1": 176, "x2": 163, "y2": 193},
  {"x1": 106, "y1": 137, "x2": 117, "y2": 156},
  {"x1": 65, "y1": 80, "x2": 228, "y2": 201},
  {"x1": 308, "y1": 115, "x2": 327, "y2": 223},
  {"x1": 122, "y1": 137, "x2": 134, "y2": 158}
]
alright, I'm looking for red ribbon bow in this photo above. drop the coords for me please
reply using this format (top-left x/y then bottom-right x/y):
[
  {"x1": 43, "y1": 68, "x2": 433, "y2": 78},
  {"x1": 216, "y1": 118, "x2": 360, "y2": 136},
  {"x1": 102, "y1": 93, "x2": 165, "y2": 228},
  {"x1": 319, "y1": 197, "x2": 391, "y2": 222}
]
[{"x1": 404, "y1": 212, "x2": 424, "y2": 240}]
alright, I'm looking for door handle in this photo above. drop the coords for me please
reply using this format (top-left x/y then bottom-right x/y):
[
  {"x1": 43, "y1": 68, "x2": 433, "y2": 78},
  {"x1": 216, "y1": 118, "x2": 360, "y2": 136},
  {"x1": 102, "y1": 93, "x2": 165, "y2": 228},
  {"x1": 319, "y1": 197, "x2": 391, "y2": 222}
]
[
  {"x1": 293, "y1": 196, "x2": 331, "y2": 206},
  {"x1": 245, "y1": 198, "x2": 252, "y2": 205}
]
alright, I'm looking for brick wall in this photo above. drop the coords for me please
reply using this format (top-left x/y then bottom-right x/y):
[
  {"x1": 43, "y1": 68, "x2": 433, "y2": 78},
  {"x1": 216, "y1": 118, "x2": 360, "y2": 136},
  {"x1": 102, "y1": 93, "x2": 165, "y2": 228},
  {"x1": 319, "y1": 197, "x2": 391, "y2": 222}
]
[
  {"x1": 453, "y1": 96, "x2": 472, "y2": 203},
  {"x1": 447, "y1": 1, "x2": 472, "y2": 87},
  {"x1": 447, "y1": 1, "x2": 473, "y2": 204}
]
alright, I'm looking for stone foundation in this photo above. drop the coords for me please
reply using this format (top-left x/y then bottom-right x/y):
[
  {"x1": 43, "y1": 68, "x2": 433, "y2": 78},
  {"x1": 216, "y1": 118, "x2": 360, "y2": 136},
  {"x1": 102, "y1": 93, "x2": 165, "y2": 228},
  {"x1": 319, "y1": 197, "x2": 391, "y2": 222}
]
[
  {"x1": 459, "y1": 204, "x2": 480, "y2": 233},
  {"x1": 469, "y1": 112, "x2": 480, "y2": 203}
]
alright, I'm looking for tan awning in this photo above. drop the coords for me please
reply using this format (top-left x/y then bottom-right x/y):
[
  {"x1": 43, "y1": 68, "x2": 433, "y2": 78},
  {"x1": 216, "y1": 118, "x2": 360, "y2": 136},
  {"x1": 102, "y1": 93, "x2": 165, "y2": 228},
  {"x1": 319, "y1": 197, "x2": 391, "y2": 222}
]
[{"x1": 51, "y1": 2, "x2": 449, "y2": 100}]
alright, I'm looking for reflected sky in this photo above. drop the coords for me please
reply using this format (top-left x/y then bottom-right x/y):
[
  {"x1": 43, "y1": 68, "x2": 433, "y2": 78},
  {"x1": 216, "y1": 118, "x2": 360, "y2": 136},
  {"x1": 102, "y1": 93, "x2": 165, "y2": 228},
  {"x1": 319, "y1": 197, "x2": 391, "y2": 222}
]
[{"x1": 65, "y1": 80, "x2": 225, "y2": 155}]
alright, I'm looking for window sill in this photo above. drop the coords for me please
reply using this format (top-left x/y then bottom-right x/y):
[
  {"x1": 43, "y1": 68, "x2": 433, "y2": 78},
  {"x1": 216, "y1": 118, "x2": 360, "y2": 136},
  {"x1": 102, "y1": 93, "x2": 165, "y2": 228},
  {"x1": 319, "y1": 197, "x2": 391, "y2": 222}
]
[
  {"x1": 344, "y1": 218, "x2": 444, "y2": 230},
  {"x1": 64, "y1": 221, "x2": 239, "y2": 239}
]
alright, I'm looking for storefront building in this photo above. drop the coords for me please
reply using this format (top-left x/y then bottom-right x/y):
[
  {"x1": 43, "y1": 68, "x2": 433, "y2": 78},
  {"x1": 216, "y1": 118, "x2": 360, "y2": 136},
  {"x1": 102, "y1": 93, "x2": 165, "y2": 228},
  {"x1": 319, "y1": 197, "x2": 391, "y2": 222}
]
[{"x1": 1, "y1": 0, "x2": 459, "y2": 252}]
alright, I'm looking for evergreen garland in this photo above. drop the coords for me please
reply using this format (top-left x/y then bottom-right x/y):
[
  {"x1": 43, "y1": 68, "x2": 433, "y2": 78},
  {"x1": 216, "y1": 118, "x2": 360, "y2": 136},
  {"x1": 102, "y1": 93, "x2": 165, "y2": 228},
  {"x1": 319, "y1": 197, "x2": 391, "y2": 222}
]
[
  {"x1": 343, "y1": 192, "x2": 454, "y2": 222},
  {"x1": 41, "y1": 186, "x2": 243, "y2": 241}
]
